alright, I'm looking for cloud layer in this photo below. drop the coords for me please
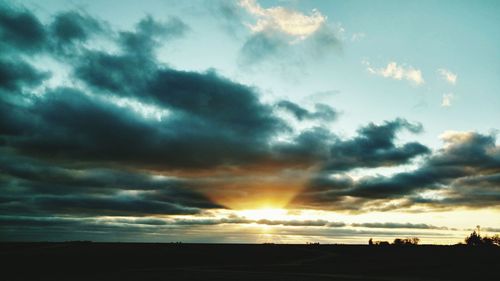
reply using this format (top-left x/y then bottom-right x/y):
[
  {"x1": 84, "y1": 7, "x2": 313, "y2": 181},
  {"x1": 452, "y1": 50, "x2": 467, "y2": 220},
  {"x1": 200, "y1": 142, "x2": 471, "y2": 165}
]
[{"x1": 0, "y1": 2, "x2": 499, "y2": 241}]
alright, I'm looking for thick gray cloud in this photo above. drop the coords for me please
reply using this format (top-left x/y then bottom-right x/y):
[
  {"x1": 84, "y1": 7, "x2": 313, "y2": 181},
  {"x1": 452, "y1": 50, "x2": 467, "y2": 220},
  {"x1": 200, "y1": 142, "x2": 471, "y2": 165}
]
[
  {"x1": 0, "y1": 152, "x2": 182, "y2": 194},
  {"x1": 0, "y1": 152, "x2": 222, "y2": 217},
  {"x1": 0, "y1": 4, "x2": 46, "y2": 53},
  {"x1": 296, "y1": 131, "x2": 500, "y2": 211},
  {"x1": 3, "y1": 85, "x2": 285, "y2": 169},
  {"x1": 325, "y1": 118, "x2": 430, "y2": 171},
  {"x1": 0, "y1": 58, "x2": 48, "y2": 91},
  {"x1": 50, "y1": 11, "x2": 102, "y2": 45}
]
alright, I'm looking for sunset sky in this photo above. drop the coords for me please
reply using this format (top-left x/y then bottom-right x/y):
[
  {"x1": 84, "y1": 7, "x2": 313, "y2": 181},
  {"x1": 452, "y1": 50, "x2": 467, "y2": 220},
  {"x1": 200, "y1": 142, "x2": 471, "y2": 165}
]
[{"x1": 1, "y1": 0, "x2": 499, "y2": 244}]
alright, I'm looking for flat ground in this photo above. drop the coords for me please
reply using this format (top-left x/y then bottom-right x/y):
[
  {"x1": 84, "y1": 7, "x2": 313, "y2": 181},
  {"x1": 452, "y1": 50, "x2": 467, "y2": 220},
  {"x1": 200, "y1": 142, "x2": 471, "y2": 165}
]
[{"x1": 1, "y1": 243, "x2": 498, "y2": 281}]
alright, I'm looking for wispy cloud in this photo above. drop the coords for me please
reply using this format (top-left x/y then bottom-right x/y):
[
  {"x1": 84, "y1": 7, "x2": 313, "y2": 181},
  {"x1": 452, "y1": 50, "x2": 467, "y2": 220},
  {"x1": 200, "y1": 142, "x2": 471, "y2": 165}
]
[
  {"x1": 441, "y1": 93, "x2": 453, "y2": 107},
  {"x1": 364, "y1": 61, "x2": 424, "y2": 85},
  {"x1": 350, "y1": 32, "x2": 365, "y2": 42},
  {"x1": 438, "y1": 68, "x2": 457, "y2": 85}
]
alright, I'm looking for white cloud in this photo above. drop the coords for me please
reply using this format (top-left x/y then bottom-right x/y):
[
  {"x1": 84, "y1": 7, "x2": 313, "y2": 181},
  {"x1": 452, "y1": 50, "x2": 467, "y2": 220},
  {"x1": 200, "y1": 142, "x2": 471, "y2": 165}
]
[
  {"x1": 439, "y1": 130, "x2": 474, "y2": 148},
  {"x1": 364, "y1": 61, "x2": 424, "y2": 85},
  {"x1": 438, "y1": 68, "x2": 457, "y2": 85},
  {"x1": 239, "y1": 0, "x2": 326, "y2": 41},
  {"x1": 441, "y1": 93, "x2": 453, "y2": 107}
]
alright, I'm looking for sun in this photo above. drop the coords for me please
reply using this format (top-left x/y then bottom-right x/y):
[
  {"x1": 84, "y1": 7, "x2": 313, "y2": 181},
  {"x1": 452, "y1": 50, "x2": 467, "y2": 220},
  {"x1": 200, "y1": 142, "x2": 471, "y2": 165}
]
[{"x1": 237, "y1": 208, "x2": 289, "y2": 221}]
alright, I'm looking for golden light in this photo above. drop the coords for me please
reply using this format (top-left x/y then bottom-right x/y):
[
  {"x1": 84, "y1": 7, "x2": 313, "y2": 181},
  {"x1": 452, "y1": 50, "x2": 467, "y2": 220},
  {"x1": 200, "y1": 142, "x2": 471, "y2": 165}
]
[
  {"x1": 236, "y1": 207, "x2": 290, "y2": 244},
  {"x1": 238, "y1": 208, "x2": 289, "y2": 221},
  {"x1": 188, "y1": 165, "x2": 315, "y2": 211}
]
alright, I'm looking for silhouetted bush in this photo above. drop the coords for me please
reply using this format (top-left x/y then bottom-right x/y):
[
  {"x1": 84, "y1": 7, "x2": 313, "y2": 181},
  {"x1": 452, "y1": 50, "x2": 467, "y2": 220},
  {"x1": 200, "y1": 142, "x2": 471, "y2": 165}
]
[
  {"x1": 369, "y1": 239, "x2": 390, "y2": 246},
  {"x1": 393, "y1": 237, "x2": 420, "y2": 246}
]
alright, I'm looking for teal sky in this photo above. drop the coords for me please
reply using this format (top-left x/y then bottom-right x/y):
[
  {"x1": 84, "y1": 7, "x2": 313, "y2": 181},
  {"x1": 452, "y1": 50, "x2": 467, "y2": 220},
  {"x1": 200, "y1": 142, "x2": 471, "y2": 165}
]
[{"x1": 1, "y1": 0, "x2": 499, "y2": 243}]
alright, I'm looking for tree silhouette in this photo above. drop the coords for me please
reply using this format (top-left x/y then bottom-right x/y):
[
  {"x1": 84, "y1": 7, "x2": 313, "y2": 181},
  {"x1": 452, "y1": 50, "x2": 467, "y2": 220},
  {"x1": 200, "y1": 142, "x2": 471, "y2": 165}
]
[
  {"x1": 465, "y1": 230, "x2": 482, "y2": 246},
  {"x1": 392, "y1": 237, "x2": 420, "y2": 246},
  {"x1": 465, "y1": 226, "x2": 500, "y2": 247}
]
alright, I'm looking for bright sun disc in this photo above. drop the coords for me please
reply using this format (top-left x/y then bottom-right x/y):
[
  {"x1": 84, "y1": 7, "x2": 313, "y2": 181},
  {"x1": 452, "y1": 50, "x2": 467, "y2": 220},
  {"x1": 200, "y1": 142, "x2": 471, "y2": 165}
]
[{"x1": 238, "y1": 208, "x2": 289, "y2": 221}]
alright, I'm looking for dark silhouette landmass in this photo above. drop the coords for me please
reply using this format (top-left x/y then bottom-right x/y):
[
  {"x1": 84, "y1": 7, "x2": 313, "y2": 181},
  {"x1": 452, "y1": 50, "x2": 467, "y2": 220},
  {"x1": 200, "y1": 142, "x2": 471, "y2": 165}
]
[{"x1": 1, "y1": 242, "x2": 499, "y2": 281}]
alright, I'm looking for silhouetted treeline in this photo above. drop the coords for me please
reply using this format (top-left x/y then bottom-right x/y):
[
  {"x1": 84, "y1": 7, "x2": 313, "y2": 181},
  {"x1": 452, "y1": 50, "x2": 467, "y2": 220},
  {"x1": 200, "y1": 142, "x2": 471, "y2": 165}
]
[
  {"x1": 465, "y1": 228, "x2": 500, "y2": 247},
  {"x1": 368, "y1": 226, "x2": 500, "y2": 247},
  {"x1": 369, "y1": 237, "x2": 420, "y2": 246}
]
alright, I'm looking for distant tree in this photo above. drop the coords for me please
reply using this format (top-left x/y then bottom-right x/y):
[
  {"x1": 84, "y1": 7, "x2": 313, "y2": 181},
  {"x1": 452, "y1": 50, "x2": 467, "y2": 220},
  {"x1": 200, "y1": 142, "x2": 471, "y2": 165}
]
[
  {"x1": 393, "y1": 238, "x2": 404, "y2": 245},
  {"x1": 369, "y1": 238, "x2": 373, "y2": 246},
  {"x1": 410, "y1": 237, "x2": 420, "y2": 245},
  {"x1": 465, "y1": 229, "x2": 483, "y2": 246},
  {"x1": 492, "y1": 235, "x2": 500, "y2": 246}
]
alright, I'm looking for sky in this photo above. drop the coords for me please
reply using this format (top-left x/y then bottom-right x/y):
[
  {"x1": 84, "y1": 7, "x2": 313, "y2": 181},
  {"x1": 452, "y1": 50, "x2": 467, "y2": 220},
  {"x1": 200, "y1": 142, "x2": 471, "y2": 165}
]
[{"x1": 0, "y1": 0, "x2": 499, "y2": 244}]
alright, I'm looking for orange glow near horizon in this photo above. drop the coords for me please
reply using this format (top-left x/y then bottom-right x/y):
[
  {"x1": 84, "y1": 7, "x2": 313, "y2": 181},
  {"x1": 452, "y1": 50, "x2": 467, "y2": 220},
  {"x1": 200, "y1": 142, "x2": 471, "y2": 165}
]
[{"x1": 199, "y1": 171, "x2": 312, "y2": 210}]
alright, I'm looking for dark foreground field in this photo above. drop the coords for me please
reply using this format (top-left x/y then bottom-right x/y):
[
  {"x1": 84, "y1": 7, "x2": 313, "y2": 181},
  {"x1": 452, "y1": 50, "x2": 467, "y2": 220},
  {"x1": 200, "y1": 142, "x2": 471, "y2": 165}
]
[{"x1": 1, "y1": 243, "x2": 499, "y2": 281}]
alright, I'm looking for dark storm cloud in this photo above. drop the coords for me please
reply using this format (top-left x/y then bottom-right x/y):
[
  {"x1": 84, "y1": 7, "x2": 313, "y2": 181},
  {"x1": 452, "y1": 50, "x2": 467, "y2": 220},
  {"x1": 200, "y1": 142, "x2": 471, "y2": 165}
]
[
  {"x1": 0, "y1": 99, "x2": 38, "y2": 136},
  {"x1": 1, "y1": 125, "x2": 223, "y2": 217},
  {"x1": 0, "y1": 58, "x2": 49, "y2": 92},
  {"x1": 0, "y1": 4, "x2": 46, "y2": 53},
  {"x1": 0, "y1": 183, "x2": 221, "y2": 217},
  {"x1": 50, "y1": 11, "x2": 102, "y2": 45},
  {"x1": 0, "y1": 152, "x2": 181, "y2": 194},
  {"x1": 73, "y1": 17, "x2": 283, "y2": 141},
  {"x1": 0, "y1": 153, "x2": 223, "y2": 217},
  {"x1": 325, "y1": 118, "x2": 430, "y2": 171},
  {"x1": 75, "y1": 51, "x2": 154, "y2": 95},
  {"x1": 0, "y1": 5, "x2": 108, "y2": 60},
  {"x1": 275, "y1": 127, "x2": 333, "y2": 164},
  {"x1": 73, "y1": 16, "x2": 187, "y2": 94},
  {"x1": 276, "y1": 101, "x2": 337, "y2": 122},
  {"x1": 51, "y1": 11, "x2": 100, "y2": 43},
  {"x1": 295, "y1": 131, "x2": 500, "y2": 211},
  {"x1": 406, "y1": 132, "x2": 500, "y2": 208},
  {"x1": 32, "y1": 193, "x2": 204, "y2": 216},
  {"x1": 288, "y1": 119, "x2": 431, "y2": 195},
  {"x1": 148, "y1": 69, "x2": 284, "y2": 135},
  {"x1": 2, "y1": 85, "x2": 285, "y2": 169}
]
